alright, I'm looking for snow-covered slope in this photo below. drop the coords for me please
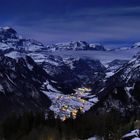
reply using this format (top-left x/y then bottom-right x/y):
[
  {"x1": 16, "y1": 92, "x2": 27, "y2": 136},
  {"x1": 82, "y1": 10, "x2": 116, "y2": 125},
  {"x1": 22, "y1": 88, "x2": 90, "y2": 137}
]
[
  {"x1": 93, "y1": 51, "x2": 140, "y2": 116},
  {"x1": 105, "y1": 59, "x2": 128, "y2": 78},
  {"x1": 112, "y1": 51, "x2": 140, "y2": 88},
  {"x1": 28, "y1": 52, "x2": 106, "y2": 94},
  {"x1": 0, "y1": 54, "x2": 54, "y2": 119},
  {"x1": 121, "y1": 129, "x2": 140, "y2": 140}
]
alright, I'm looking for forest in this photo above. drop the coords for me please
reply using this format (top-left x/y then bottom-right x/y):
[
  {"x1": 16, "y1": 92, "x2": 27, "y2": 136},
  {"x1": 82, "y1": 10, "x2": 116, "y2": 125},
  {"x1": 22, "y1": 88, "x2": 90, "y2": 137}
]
[{"x1": 0, "y1": 108, "x2": 139, "y2": 140}]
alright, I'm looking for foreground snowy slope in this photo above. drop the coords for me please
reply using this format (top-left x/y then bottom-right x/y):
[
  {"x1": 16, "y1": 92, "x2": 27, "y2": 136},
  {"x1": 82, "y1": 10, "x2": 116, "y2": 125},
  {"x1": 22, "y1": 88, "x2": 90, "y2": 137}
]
[{"x1": 121, "y1": 129, "x2": 140, "y2": 140}]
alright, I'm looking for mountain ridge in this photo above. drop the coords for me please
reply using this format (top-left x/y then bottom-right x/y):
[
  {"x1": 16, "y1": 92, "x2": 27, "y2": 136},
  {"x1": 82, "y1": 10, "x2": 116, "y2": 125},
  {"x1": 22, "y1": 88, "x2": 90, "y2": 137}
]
[{"x1": 0, "y1": 26, "x2": 140, "y2": 121}]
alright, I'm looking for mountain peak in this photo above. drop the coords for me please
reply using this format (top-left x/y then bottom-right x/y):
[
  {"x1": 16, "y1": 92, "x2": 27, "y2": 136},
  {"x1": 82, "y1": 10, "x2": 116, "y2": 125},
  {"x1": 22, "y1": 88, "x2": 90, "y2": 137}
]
[
  {"x1": 132, "y1": 42, "x2": 140, "y2": 48},
  {"x1": 0, "y1": 26, "x2": 17, "y2": 40},
  {"x1": 47, "y1": 41, "x2": 106, "y2": 51},
  {"x1": 0, "y1": 26, "x2": 17, "y2": 34}
]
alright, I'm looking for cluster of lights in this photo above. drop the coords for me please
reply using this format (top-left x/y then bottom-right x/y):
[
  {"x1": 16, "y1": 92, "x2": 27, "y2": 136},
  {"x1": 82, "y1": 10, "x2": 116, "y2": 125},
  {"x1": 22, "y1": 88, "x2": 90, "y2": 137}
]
[
  {"x1": 61, "y1": 116, "x2": 66, "y2": 121},
  {"x1": 52, "y1": 86, "x2": 93, "y2": 121},
  {"x1": 71, "y1": 109, "x2": 78, "y2": 119},
  {"x1": 61, "y1": 105, "x2": 68, "y2": 111},
  {"x1": 80, "y1": 107, "x2": 84, "y2": 112},
  {"x1": 77, "y1": 87, "x2": 91, "y2": 92},
  {"x1": 79, "y1": 98, "x2": 86, "y2": 103}
]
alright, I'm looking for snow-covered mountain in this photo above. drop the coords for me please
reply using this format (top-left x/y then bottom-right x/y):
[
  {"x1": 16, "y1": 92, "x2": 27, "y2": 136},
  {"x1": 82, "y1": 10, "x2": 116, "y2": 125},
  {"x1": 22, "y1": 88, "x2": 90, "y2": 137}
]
[
  {"x1": 109, "y1": 42, "x2": 140, "y2": 52},
  {"x1": 132, "y1": 42, "x2": 140, "y2": 49},
  {"x1": 0, "y1": 27, "x2": 108, "y2": 119},
  {"x1": 0, "y1": 54, "x2": 54, "y2": 119},
  {"x1": 1, "y1": 26, "x2": 140, "y2": 120},
  {"x1": 0, "y1": 27, "x2": 45, "y2": 52},
  {"x1": 106, "y1": 59, "x2": 128, "y2": 71},
  {"x1": 46, "y1": 41, "x2": 106, "y2": 51},
  {"x1": 93, "y1": 51, "x2": 140, "y2": 116}
]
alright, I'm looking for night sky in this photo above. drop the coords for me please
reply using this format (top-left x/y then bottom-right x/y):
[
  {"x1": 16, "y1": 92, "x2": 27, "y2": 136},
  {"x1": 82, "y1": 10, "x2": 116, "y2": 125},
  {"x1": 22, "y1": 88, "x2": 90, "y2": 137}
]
[{"x1": 0, "y1": 0, "x2": 140, "y2": 47}]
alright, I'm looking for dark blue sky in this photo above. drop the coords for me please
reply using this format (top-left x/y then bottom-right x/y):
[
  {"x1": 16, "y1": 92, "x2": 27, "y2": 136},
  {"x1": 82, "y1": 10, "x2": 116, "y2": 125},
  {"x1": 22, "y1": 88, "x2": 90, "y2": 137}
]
[{"x1": 0, "y1": 0, "x2": 140, "y2": 47}]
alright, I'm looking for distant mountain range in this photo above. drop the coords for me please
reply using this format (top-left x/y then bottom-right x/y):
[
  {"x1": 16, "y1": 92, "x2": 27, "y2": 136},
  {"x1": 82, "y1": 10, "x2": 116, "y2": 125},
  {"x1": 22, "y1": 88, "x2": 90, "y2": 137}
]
[
  {"x1": 46, "y1": 41, "x2": 106, "y2": 51},
  {"x1": 0, "y1": 26, "x2": 140, "y2": 120}
]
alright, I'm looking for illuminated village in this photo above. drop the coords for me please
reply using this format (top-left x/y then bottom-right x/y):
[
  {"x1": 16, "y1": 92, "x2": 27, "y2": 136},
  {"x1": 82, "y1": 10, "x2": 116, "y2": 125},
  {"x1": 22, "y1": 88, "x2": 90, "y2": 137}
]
[{"x1": 43, "y1": 85, "x2": 99, "y2": 121}]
